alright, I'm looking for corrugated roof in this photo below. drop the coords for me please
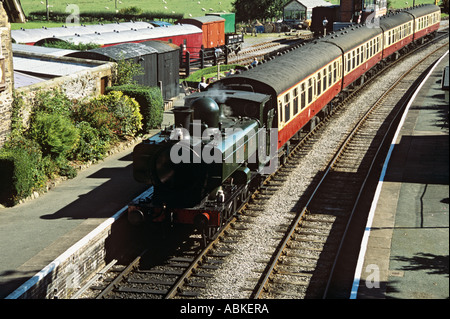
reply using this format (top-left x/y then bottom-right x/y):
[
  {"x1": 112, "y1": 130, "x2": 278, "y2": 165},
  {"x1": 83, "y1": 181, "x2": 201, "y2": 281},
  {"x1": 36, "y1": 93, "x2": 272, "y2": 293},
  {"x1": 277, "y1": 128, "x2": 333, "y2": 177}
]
[
  {"x1": 11, "y1": 21, "x2": 153, "y2": 44},
  {"x1": 14, "y1": 71, "x2": 47, "y2": 88},
  {"x1": 84, "y1": 42, "x2": 158, "y2": 60},
  {"x1": 285, "y1": 0, "x2": 333, "y2": 9},
  {"x1": 12, "y1": 43, "x2": 78, "y2": 56},
  {"x1": 36, "y1": 24, "x2": 201, "y2": 46},
  {"x1": 141, "y1": 41, "x2": 179, "y2": 53},
  {"x1": 179, "y1": 16, "x2": 225, "y2": 24},
  {"x1": 13, "y1": 56, "x2": 96, "y2": 77}
]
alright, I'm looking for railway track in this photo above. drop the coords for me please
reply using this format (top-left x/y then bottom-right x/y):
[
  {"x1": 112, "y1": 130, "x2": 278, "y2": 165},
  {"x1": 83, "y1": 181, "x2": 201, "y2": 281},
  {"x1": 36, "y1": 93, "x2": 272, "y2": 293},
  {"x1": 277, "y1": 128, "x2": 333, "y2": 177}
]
[
  {"x1": 73, "y1": 30, "x2": 448, "y2": 299},
  {"x1": 250, "y1": 41, "x2": 449, "y2": 299}
]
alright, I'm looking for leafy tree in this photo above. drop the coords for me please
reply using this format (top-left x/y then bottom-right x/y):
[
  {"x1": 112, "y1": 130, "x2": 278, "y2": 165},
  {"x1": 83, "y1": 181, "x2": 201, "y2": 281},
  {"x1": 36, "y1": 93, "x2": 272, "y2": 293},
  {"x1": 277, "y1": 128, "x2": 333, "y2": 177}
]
[{"x1": 232, "y1": 0, "x2": 285, "y2": 21}]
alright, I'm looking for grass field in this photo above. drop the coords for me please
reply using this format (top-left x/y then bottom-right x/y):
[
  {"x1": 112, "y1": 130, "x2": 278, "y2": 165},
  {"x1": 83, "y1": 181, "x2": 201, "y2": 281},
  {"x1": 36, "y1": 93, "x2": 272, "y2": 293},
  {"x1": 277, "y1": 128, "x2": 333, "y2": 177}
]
[
  {"x1": 19, "y1": 0, "x2": 234, "y2": 18},
  {"x1": 18, "y1": 0, "x2": 442, "y2": 17}
]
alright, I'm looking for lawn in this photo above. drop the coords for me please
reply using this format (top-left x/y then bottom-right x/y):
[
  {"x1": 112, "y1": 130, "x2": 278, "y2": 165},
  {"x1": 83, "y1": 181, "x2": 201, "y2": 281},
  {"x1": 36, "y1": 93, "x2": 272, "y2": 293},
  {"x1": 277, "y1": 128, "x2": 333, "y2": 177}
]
[{"x1": 18, "y1": 0, "x2": 234, "y2": 18}]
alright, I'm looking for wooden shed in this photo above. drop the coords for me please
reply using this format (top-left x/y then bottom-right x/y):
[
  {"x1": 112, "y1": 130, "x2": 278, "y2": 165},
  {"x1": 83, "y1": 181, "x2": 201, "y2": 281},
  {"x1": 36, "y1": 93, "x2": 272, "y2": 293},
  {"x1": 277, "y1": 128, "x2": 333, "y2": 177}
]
[
  {"x1": 67, "y1": 41, "x2": 180, "y2": 100},
  {"x1": 141, "y1": 41, "x2": 180, "y2": 100}
]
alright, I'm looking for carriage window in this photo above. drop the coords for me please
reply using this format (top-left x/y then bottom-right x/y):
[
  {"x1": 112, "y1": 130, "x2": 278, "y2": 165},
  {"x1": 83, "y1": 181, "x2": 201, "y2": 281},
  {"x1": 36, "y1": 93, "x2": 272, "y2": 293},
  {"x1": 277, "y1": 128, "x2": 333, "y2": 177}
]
[
  {"x1": 279, "y1": 101, "x2": 283, "y2": 123},
  {"x1": 284, "y1": 92, "x2": 290, "y2": 122},
  {"x1": 328, "y1": 65, "x2": 332, "y2": 86},
  {"x1": 284, "y1": 101, "x2": 290, "y2": 122},
  {"x1": 300, "y1": 83, "x2": 306, "y2": 109},
  {"x1": 352, "y1": 50, "x2": 355, "y2": 70},
  {"x1": 333, "y1": 61, "x2": 337, "y2": 81},
  {"x1": 308, "y1": 79, "x2": 313, "y2": 104},
  {"x1": 323, "y1": 68, "x2": 327, "y2": 91},
  {"x1": 346, "y1": 54, "x2": 351, "y2": 73},
  {"x1": 317, "y1": 72, "x2": 322, "y2": 96},
  {"x1": 356, "y1": 48, "x2": 360, "y2": 66},
  {"x1": 293, "y1": 87, "x2": 299, "y2": 115}
]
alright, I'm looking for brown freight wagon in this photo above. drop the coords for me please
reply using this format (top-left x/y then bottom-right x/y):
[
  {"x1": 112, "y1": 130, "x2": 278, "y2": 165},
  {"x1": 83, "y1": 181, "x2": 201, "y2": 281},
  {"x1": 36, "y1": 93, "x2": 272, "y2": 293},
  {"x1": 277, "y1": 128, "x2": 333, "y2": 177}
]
[{"x1": 177, "y1": 16, "x2": 225, "y2": 49}]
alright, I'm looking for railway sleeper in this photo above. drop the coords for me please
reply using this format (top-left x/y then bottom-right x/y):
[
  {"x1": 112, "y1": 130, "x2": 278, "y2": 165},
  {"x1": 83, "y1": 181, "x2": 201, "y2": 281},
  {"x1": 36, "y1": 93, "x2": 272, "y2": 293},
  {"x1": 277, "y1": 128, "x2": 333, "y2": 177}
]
[{"x1": 115, "y1": 286, "x2": 168, "y2": 295}]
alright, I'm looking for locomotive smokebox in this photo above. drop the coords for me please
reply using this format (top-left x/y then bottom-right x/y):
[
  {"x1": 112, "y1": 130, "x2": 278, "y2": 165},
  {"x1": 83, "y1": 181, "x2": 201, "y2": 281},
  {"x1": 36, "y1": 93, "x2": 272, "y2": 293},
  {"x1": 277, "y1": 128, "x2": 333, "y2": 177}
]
[
  {"x1": 192, "y1": 97, "x2": 220, "y2": 128},
  {"x1": 173, "y1": 106, "x2": 193, "y2": 130}
]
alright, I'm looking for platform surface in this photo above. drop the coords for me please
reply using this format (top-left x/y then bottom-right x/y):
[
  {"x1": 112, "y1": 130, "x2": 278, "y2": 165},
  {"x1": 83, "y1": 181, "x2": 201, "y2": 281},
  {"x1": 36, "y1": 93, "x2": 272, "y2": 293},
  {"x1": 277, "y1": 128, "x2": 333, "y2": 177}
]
[{"x1": 355, "y1": 53, "x2": 449, "y2": 299}]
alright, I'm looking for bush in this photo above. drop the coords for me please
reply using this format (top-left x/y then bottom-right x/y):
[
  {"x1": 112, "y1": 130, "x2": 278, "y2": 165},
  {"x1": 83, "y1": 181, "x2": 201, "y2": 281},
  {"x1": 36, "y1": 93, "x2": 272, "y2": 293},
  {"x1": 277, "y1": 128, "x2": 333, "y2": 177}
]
[
  {"x1": 119, "y1": 6, "x2": 143, "y2": 15},
  {"x1": 32, "y1": 88, "x2": 73, "y2": 118},
  {"x1": 0, "y1": 137, "x2": 47, "y2": 206},
  {"x1": 106, "y1": 85, "x2": 164, "y2": 131},
  {"x1": 113, "y1": 56, "x2": 145, "y2": 86},
  {"x1": 28, "y1": 112, "x2": 80, "y2": 159},
  {"x1": 42, "y1": 41, "x2": 101, "y2": 51},
  {"x1": 96, "y1": 91, "x2": 143, "y2": 136},
  {"x1": 70, "y1": 121, "x2": 109, "y2": 162},
  {"x1": 71, "y1": 98, "x2": 118, "y2": 142}
]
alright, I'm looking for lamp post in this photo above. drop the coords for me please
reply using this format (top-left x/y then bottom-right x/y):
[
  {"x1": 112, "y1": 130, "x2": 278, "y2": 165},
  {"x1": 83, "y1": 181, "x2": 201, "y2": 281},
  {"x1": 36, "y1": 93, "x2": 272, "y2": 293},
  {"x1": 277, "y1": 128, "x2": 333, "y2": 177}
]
[
  {"x1": 215, "y1": 47, "x2": 223, "y2": 80},
  {"x1": 322, "y1": 16, "x2": 328, "y2": 36}
]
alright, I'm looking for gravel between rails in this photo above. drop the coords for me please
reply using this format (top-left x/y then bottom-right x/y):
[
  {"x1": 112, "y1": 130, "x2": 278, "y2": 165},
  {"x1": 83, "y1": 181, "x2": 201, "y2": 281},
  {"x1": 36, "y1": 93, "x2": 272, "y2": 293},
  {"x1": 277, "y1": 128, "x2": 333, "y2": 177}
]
[{"x1": 197, "y1": 38, "x2": 449, "y2": 299}]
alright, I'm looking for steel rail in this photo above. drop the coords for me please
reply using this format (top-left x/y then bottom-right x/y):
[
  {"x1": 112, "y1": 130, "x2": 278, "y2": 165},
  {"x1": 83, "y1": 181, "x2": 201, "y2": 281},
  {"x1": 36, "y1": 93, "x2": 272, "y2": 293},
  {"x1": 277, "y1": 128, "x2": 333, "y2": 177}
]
[{"x1": 95, "y1": 250, "x2": 147, "y2": 299}]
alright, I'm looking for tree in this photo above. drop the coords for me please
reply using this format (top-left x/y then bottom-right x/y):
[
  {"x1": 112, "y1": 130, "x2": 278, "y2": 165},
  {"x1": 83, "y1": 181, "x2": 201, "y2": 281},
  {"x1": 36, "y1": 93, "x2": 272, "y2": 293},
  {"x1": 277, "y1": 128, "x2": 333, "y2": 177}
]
[{"x1": 232, "y1": 0, "x2": 285, "y2": 22}]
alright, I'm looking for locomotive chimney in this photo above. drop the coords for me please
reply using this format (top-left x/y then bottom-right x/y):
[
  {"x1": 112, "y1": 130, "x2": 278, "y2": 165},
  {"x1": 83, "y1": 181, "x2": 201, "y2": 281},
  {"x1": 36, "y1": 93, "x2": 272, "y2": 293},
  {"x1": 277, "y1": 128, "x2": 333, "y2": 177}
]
[{"x1": 173, "y1": 106, "x2": 193, "y2": 131}]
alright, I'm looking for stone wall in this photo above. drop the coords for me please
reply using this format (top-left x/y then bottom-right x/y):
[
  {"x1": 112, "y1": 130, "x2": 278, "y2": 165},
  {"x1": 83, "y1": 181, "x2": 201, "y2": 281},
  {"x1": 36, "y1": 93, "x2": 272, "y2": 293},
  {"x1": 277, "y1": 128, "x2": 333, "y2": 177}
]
[
  {"x1": 15, "y1": 54, "x2": 115, "y2": 130},
  {"x1": 0, "y1": 3, "x2": 14, "y2": 147}
]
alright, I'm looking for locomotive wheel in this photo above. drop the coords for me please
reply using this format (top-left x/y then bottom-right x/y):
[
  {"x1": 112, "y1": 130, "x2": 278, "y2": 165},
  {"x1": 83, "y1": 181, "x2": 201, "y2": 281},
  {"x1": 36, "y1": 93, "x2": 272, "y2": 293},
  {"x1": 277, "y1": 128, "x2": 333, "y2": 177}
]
[{"x1": 240, "y1": 185, "x2": 250, "y2": 204}]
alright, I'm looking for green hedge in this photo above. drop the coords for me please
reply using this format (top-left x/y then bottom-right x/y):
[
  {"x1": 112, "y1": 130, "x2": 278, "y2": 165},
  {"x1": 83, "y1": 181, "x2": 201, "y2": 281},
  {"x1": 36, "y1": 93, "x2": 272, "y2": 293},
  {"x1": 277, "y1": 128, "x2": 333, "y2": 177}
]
[{"x1": 106, "y1": 85, "x2": 164, "y2": 131}]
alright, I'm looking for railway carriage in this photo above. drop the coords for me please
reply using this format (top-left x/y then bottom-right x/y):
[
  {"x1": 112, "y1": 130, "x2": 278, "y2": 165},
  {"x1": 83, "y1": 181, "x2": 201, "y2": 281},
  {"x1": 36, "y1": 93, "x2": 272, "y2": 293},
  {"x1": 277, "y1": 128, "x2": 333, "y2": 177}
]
[
  {"x1": 320, "y1": 24, "x2": 383, "y2": 89},
  {"x1": 35, "y1": 24, "x2": 204, "y2": 51},
  {"x1": 11, "y1": 21, "x2": 154, "y2": 45},
  {"x1": 406, "y1": 5, "x2": 440, "y2": 42},
  {"x1": 379, "y1": 12, "x2": 415, "y2": 59}
]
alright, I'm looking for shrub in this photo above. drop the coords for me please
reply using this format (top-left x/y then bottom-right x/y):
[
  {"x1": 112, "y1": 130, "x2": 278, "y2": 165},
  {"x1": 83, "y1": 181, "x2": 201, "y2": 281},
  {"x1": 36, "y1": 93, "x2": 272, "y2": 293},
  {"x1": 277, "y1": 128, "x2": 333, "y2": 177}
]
[
  {"x1": 119, "y1": 6, "x2": 143, "y2": 15},
  {"x1": 71, "y1": 121, "x2": 109, "y2": 161},
  {"x1": 32, "y1": 88, "x2": 73, "y2": 118},
  {"x1": 0, "y1": 137, "x2": 47, "y2": 206},
  {"x1": 106, "y1": 85, "x2": 164, "y2": 131},
  {"x1": 113, "y1": 56, "x2": 145, "y2": 86},
  {"x1": 28, "y1": 112, "x2": 80, "y2": 159},
  {"x1": 71, "y1": 98, "x2": 118, "y2": 142},
  {"x1": 42, "y1": 41, "x2": 101, "y2": 51}
]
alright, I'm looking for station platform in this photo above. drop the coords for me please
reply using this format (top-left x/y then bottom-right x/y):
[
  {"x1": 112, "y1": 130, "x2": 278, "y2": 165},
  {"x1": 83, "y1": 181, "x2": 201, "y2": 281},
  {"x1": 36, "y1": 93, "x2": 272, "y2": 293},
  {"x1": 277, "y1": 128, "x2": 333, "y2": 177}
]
[
  {"x1": 352, "y1": 52, "x2": 449, "y2": 299},
  {"x1": 0, "y1": 97, "x2": 179, "y2": 299}
]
